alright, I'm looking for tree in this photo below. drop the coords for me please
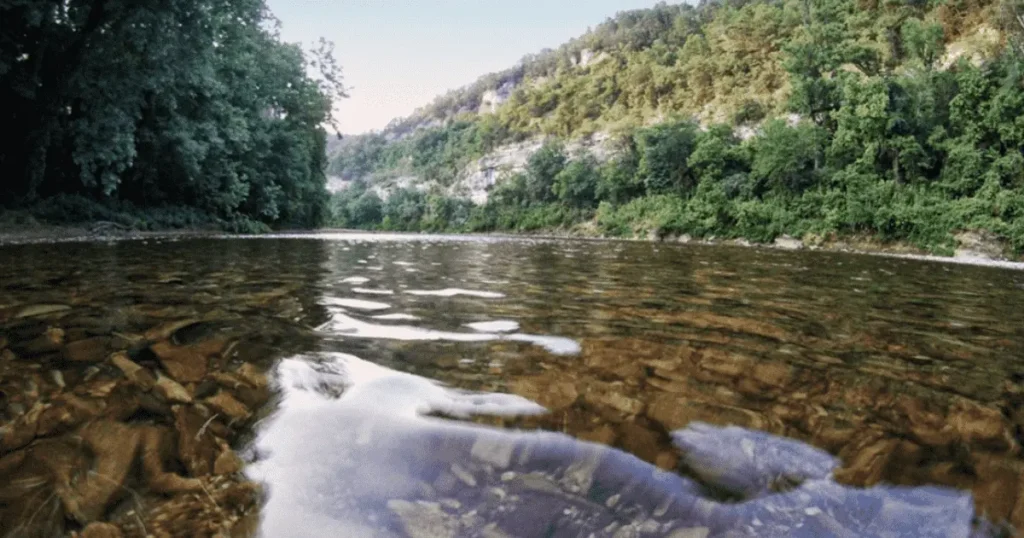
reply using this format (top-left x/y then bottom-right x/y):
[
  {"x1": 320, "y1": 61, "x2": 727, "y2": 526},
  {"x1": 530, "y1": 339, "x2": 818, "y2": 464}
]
[
  {"x1": 553, "y1": 153, "x2": 601, "y2": 207},
  {"x1": 0, "y1": 0, "x2": 344, "y2": 229},
  {"x1": 750, "y1": 119, "x2": 825, "y2": 194},
  {"x1": 524, "y1": 140, "x2": 568, "y2": 204},
  {"x1": 635, "y1": 119, "x2": 700, "y2": 194}
]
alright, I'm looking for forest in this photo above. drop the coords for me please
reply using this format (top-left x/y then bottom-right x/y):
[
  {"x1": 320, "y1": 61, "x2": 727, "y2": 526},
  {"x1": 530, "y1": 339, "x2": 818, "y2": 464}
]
[
  {"x1": 331, "y1": 0, "x2": 1024, "y2": 254},
  {"x1": 0, "y1": 0, "x2": 345, "y2": 232}
]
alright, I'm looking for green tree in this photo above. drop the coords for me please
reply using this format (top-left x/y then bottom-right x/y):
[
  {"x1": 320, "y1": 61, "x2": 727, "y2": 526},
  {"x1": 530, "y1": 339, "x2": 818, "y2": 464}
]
[{"x1": 635, "y1": 119, "x2": 700, "y2": 194}]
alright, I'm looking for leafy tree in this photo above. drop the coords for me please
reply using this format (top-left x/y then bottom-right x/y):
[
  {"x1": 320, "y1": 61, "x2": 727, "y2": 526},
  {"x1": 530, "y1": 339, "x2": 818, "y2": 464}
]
[
  {"x1": 1, "y1": 0, "x2": 344, "y2": 229},
  {"x1": 524, "y1": 141, "x2": 568, "y2": 204},
  {"x1": 750, "y1": 119, "x2": 825, "y2": 193},
  {"x1": 635, "y1": 119, "x2": 700, "y2": 194},
  {"x1": 553, "y1": 153, "x2": 601, "y2": 207}
]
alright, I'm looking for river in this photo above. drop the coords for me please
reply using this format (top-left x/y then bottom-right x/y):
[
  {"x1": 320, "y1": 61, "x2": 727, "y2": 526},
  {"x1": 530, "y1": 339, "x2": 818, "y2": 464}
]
[{"x1": 1, "y1": 233, "x2": 1022, "y2": 537}]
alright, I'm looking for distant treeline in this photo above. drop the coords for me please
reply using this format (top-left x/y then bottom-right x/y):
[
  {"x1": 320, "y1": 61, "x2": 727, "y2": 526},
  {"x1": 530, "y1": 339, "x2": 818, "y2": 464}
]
[
  {"x1": 1, "y1": 0, "x2": 345, "y2": 231},
  {"x1": 331, "y1": 0, "x2": 1024, "y2": 254}
]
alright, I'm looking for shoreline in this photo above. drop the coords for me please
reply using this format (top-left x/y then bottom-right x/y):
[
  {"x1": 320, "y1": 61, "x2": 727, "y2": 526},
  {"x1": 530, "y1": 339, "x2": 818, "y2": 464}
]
[{"x1": 2, "y1": 223, "x2": 1022, "y2": 270}]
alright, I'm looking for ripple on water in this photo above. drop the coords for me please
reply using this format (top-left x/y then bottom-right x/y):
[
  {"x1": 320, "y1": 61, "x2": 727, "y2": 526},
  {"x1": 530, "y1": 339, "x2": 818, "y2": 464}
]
[
  {"x1": 465, "y1": 320, "x2": 520, "y2": 333},
  {"x1": 321, "y1": 297, "x2": 391, "y2": 311},
  {"x1": 405, "y1": 288, "x2": 506, "y2": 299},
  {"x1": 352, "y1": 288, "x2": 394, "y2": 295},
  {"x1": 371, "y1": 313, "x2": 420, "y2": 321},
  {"x1": 341, "y1": 276, "x2": 370, "y2": 284},
  {"x1": 317, "y1": 311, "x2": 578, "y2": 355}
]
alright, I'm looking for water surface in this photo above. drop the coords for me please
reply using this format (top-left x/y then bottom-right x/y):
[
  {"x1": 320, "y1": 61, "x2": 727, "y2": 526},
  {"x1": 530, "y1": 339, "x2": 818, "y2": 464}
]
[{"x1": 1, "y1": 235, "x2": 1022, "y2": 536}]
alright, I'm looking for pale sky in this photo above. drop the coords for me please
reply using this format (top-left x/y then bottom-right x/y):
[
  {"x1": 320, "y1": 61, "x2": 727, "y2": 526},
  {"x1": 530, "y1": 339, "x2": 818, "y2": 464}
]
[{"x1": 265, "y1": 0, "x2": 670, "y2": 135}]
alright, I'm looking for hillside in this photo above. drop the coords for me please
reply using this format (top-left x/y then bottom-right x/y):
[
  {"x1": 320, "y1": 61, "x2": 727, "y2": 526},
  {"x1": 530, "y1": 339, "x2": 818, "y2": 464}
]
[{"x1": 329, "y1": 0, "x2": 1024, "y2": 256}]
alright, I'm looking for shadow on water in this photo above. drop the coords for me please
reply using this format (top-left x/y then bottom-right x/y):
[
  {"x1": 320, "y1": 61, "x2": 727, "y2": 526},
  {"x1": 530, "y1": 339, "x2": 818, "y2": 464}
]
[{"x1": 1, "y1": 235, "x2": 1022, "y2": 536}]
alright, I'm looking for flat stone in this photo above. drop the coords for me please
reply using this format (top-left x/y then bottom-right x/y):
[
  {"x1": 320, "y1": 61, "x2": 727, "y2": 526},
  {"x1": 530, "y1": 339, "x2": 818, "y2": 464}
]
[
  {"x1": 144, "y1": 318, "x2": 202, "y2": 341},
  {"x1": 205, "y1": 391, "x2": 251, "y2": 423},
  {"x1": 110, "y1": 352, "x2": 156, "y2": 390},
  {"x1": 947, "y1": 398, "x2": 1009, "y2": 449},
  {"x1": 151, "y1": 341, "x2": 208, "y2": 383},
  {"x1": 15, "y1": 304, "x2": 71, "y2": 319},
  {"x1": 174, "y1": 406, "x2": 220, "y2": 476},
  {"x1": 63, "y1": 337, "x2": 112, "y2": 362},
  {"x1": 214, "y1": 444, "x2": 243, "y2": 475},
  {"x1": 774, "y1": 235, "x2": 803, "y2": 250},
  {"x1": 78, "y1": 522, "x2": 122, "y2": 538},
  {"x1": 154, "y1": 373, "x2": 193, "y2": 404},
  {"x1": 13, "y1": 327, "x2": 65, "y2": 356}
]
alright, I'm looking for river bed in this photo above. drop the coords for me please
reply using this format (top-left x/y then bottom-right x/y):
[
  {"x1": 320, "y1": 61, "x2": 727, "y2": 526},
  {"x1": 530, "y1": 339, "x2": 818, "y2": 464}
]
[{"x1": 1, "y1": 235, "x2": 1022, "y2": 537}]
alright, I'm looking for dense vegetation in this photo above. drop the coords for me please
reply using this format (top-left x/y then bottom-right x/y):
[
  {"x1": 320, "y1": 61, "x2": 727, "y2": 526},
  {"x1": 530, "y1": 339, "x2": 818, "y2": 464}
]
[
  {"x1": 0, "y1": 0, "x2": 345, "y2": 231},
  {"x1": 332, "y1": 0, "x2": 1024, "y2": 255}
]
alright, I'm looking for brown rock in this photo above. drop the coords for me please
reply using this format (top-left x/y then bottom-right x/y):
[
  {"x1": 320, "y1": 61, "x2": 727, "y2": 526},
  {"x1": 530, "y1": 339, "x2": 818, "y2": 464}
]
[
  {"x1": 36, "y1": 393, "x2": 103, "y2": 436},
  {"x1": 1, "y1": 401, "x2": 45, "y2": 451},
  {"x1": 578, "y1": 424, "x2": 617, "y2": 445},
  {"x1": 235, "y1": 362, "x2": 268, "y2": 388},
  {"x1": 583, "y1": 382, "x2": 643, "y2": 416},
  {"x1": 947, "y1": 398, "x2": 1010, "y2": 449},
  {"x1": 752, "y1": 361, "x2": 793, "y2": 388},
  {"x1": 647, "y1": 395, "x2": 775, "y2": 432},
  {"x1": 14, "y1": 327, "x2": 65, "y2": 356},
  {"x1": 151, "y1": 341, "x2": 209, "y2": 383},
  {"x1": 617, "y1": 422, "x2": 663, "y2": 463},
  {"x1": 213, "y1": 445, "x2": 243, "y2": 475},
  {"x1": 834, "y1": 434, "x2": 899, "y2": 486},
  {"x1": 205, "y1": 391, "x2": 251, "y2": 423},
  {"x1": 144, "y1": 318, "x2": 202, "y2": 341},
  {"x1": 207, "y1": 371, "x2": 269, "y2": 409},
  {"x1": 78, "y1": 522, "x2": 122, "y2": 538},
  {"x1": 109, "y1": 352, "x2": 156, "y2": 390},
  {"x1": 1013, "y1": 478, "x2": 1024, "y2": 532},
  {"x1": 174, "y1": 405, "x2": 220, "y2": 476},
  {"x1": 655, "y1": 451, "x2": 679, "y2": 470},
  {"x1": 63, "y1": 337, "x2": 113, "y2": 362},
  {"x1": 971, "y1": 460, "x2": 1023, "y2": 522},
  {"x1": 15, "y1": 304, "x2": 71, "y2": 319},
  {"x1": 154, "y1": 373, "x2": 193, "y2": 404}
]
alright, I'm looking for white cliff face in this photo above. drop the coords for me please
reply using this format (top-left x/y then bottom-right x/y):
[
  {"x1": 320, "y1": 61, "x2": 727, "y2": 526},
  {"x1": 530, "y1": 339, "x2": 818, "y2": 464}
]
[
  {"x1": 940, "y1": 25, "x2": 1003, "y2": 69},
  {"x1": 477, "y1": 80, "x2": 516, "y2": 115},
  {"x1": 456, "y1": 133, "x2": 618, "y2": 205},
  {"x1": 458, "y1": 138, "x2": 544, "y2": 204},
  {"x1": 572, "y1": 49, "x2": 612, "y2": 69}
]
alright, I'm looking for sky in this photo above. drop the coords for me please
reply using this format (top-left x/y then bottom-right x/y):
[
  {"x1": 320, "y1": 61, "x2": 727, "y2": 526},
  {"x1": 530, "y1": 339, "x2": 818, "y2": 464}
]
[{"x1": 264, "y1": 0, "x2": 669, "y2": 135}]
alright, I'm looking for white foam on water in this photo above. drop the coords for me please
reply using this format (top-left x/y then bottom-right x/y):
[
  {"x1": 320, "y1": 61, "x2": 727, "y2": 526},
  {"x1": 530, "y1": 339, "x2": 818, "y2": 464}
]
[{"x1": 405, "y1": 288, "x2": 506, "y2": 299}]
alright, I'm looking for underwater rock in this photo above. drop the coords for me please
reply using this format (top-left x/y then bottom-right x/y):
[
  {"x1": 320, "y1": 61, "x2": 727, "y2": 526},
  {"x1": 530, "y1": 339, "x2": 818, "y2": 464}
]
[
  {"x1": 150, "y1": 340, "x2": 217, "y2": 383},
  {"x1": 63, "y1": 337, "x2": 113, "y2": 363},
  {"x1": 154, "y1": 373, "x2": 193, "y2": 404}
]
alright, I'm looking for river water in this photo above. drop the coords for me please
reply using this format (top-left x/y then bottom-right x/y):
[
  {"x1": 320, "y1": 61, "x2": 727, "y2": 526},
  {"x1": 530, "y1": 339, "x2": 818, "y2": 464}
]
[{"x1": 1, "y1": 234, "x2": 1022, "y2": 537}]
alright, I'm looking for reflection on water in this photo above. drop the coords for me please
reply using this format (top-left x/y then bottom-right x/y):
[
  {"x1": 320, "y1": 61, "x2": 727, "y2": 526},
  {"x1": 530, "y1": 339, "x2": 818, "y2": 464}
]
[
  {"x1": 252, "y1": 353, "x2": 983, "y2": 537},
  {"x1": 1, "y1": 235, "x2": 1023, "y2": 536}
]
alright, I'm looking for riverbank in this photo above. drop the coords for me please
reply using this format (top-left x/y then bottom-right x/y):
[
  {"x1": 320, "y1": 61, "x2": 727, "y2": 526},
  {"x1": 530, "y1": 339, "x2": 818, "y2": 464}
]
[{"x1": 4, "y1": 221, "x2": 1023, "y2": 270}]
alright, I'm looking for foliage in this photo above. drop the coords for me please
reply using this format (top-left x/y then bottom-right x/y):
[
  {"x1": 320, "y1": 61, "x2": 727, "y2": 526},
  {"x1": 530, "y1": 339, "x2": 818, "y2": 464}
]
[
  {"x1": 329, "y1": 0, "x2": 1024, "y2": 255},
  {"x1": 0, "y1": 0, "x2": 344, "y2": 230}
]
